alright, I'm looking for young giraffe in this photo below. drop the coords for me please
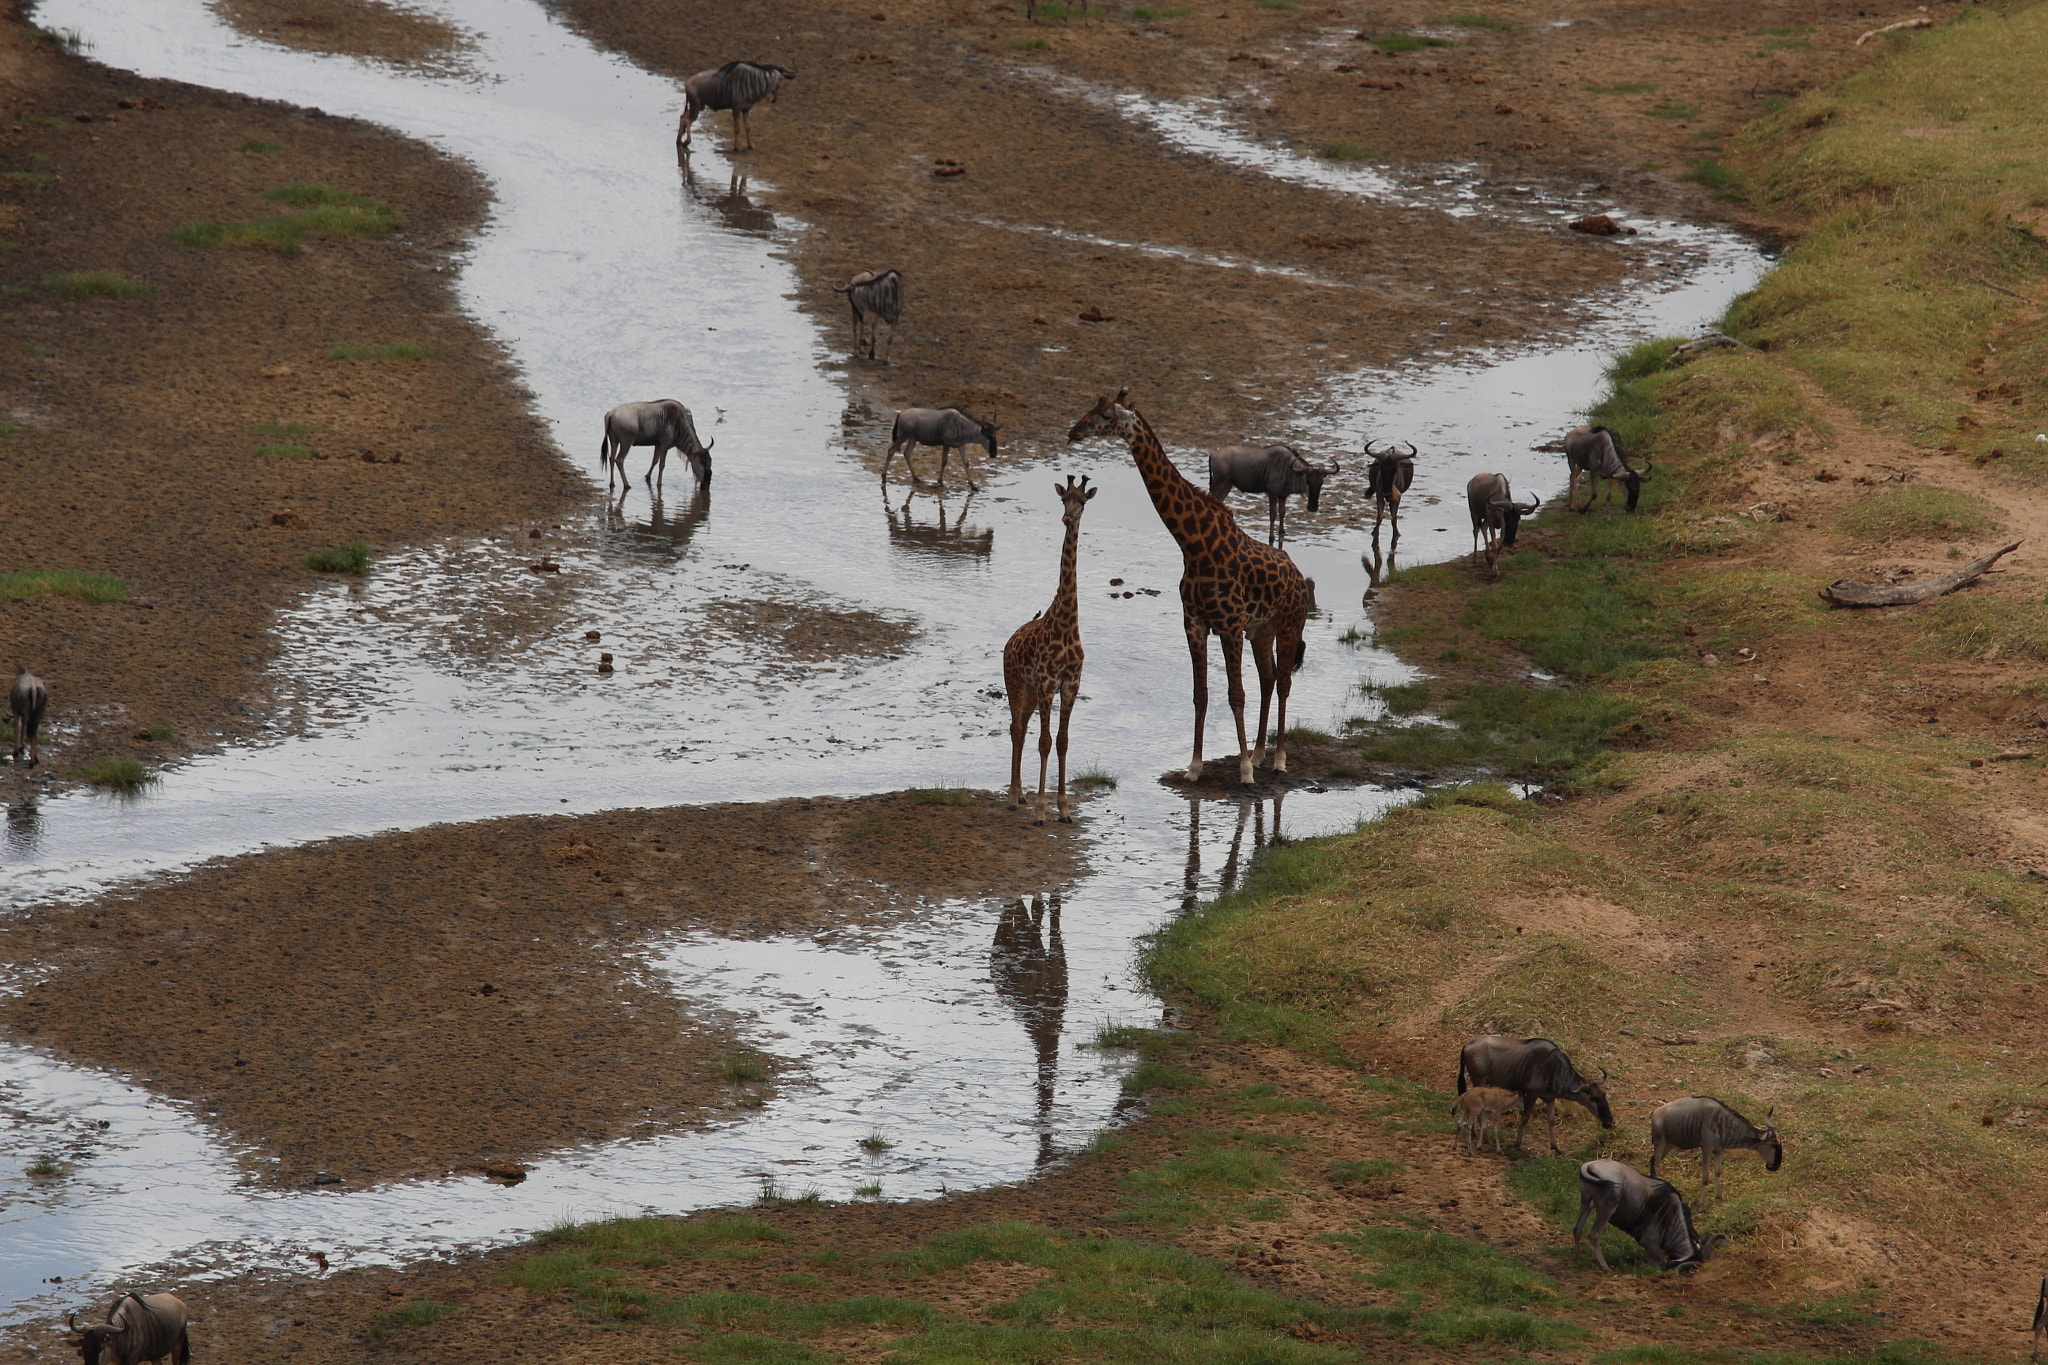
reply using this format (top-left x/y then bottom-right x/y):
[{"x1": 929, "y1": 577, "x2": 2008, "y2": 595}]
[
  {"x1": 1003, "y1": 475, "x2": 1098, "y2": 823},
  {"x1": 1068, "y1": 389, "x2": 1313, "y2": 785}
]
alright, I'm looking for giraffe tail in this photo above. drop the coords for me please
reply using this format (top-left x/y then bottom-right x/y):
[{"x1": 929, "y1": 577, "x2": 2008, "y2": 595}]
[{"x1": 1293, "y1": 639, "x2": 1306, "y2": 673}]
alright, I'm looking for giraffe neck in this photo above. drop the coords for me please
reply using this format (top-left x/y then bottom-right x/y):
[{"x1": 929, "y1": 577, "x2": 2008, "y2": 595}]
[
  {"x1": 1122, "y1": 409, "x2": 1224, "y2": 552},
  {"x1": 1043, "y1": 510, "x2": 1082, "y2": 632}
]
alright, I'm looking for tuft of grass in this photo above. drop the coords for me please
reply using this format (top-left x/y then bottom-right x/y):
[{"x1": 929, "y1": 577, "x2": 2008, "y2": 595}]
[
  {"x1": 1371, "y1": 32, "x2": 1448, "y2": 52},
  {"x1": 1120, "y1": 1061, "x2": 1206, "y2": 1095},
  {"x1": 1686, "y1": 156, "x2": 1743, "y2": 197},
  {"x1": 1434, "y1": 12, "x2": 1513, "y2": 30},
  {"x1": 0, "y1": 569, "x2": 129, "y2": 603},
  {"x1": 26, "y1": 1156, "x2": 66, "y2": 1177},
  {"x1": 718, "y1": 1049, "x2": 771, "y2": 1082},
  {"x1": 1328, "y1": 1157, "x2": 1402, "y2": 1184},
  {"x1": 1317, "y1": 139, "x2": 1371, "y2": 162},
  {"x1": 369, "y1": 1300, "x2": 454, "y2": 1336},
  {"x1": 1070, "y1": 766, "x2": 1118, "y2": 789},
  {"x1": 1030, "y1": 0, "x2": 1073, "y2": 16},
  {"x1": 328, "y1": 341, "x2": 436, "y2": 361},
  {"x1": 905, "y1": 786, "x2": 972, "y2": 805},
  {"x1": 1920, "y1": 594, "x2": 2048, "y2": 662},
  {"x1": 1257, "y1": 0, "x2": 1295, "y2": 8},
  {"x1": 41, "y1": 270, "x2": 149, "y2": 300},
  {"x1": 1116, "y1": 1142, "x2": 1290, "y2": 1227},
  {"x1": 1837, "y1": 487, "x2": 1998, "y2": 542},
  {"x1": 143, "y1": 724, "x2": 176, "y2": 742},
  {"x1": 857, "y1": 1130, "x2": 894, "y2": 1153},
  {"x1": 239, "y1": 139, "x2": 283, "y2": 154},
  {"x1": 301, "y1": 542, "x2": 370, "y2": 575},
  {"x1": 78, "y1": 755, "x2": 153, "y2": 791},
  {"x1": 1650, "y1": 101, "x2": 1698, "y2": 120},
  {"x1": 176, "y1": 186, "x2": 400, "y2": 255},
  {"x1": 1010, "y1": 36, "x2": 1049, "y2": 49},
  {"x1": 755, "y1": 1178, "x2": 824, "y2": 1208},
  {"x1": 7, "y1": 171, "x2": 55, "y2": 186},
  {"x1": 1329, "y1": 1226, "x2": 1584, "y2": 1345}
]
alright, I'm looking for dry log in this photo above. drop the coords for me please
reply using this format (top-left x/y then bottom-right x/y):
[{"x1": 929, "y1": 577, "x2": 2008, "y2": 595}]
[
  {"x1": 1856, "y1": 15, "x2": 1933, "y2": 44},
  {"x1": 1818, "y1": 541, "x2": 2020, "y2": 607}
]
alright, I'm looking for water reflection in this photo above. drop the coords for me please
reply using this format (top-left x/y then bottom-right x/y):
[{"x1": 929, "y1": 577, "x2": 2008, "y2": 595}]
[
  {"x1": 3, "y1": 797, "x2": 38, "y2": 860},
  {"x1": 989, "y1": 893, "x2": 1066, "y2": 1168},
  {"x1": 602, "y1": 486, "x2": 712, "y2": 562},
  {"x1": 1178, "y1": 790, "x2": 1286, "y2": 914},
  {"x1": 680, "y1": 157, "x2": 776, "y2": 238},
  {"x1": 884, "y1": 487, "x2": 993, "y2": 564},
  {"x1": 1360, "y1": 535, "x2": 1399, "y2": 593}
]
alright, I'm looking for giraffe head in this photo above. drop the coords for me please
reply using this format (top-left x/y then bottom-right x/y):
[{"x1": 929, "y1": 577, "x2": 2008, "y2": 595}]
[
  {"x1": 1066, "y1": 389, "x2": 1137, "y2": 444},
  {"x1": 1055, "y1": 474, "x2": 1098, "y2": 526}
]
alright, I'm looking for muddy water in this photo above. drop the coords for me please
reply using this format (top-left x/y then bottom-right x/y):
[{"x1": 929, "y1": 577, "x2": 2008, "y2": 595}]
[{"x1": 3, "y1": 0, "x2": 1764, "y2": 1323}]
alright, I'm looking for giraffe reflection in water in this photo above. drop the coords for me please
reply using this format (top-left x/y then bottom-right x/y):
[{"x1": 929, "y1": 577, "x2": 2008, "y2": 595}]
[
  {"x1": 1178, "y1": 791, "x2": 1287, "y2": 916},
  {"x1": 883, "y1": 486, "x2": 993, "y2": 563},
  {"x1": 990, "y1": 893, "x2": 1066, "y2": 1168}
]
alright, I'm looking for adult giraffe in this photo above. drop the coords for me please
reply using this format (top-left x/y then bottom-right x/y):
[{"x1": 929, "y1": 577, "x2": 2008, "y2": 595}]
[
  {"x1": 1067, "y1": 390, "x2": 1313, "y2": 785},
  {"x1": 1003, "y1": 475, "x2": 1098, "y2": 822}
]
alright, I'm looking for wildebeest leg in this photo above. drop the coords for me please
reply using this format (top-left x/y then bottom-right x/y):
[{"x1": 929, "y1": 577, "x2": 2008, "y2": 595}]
[
  {"x1": 732, "y1": 108, "x2": 748, "y2": 152},
  {"x1": 1546, "y1": 1098, "x2": 1563, "y2": 1154},
  {"x1": 1581, "y1": 1191, "x2": 1616, "y2": 1271},
  {"x1": 645, "y1": 439, "x2": 670, "y2": 491},
  {"x1": 1054, "y1": 680, "x2": 1077, "y2": 822},
  {"x1": 1514, "y1": 1094, "x2": 1536, "y2": 1149},
  {"x1": 953, "y1": 442, "x2": 982, "y2": 492},
  {"x1": 1248, "y1": 626, "x2": 1277, "y2": 768},
  {"x1": 1184, "y1": 608, "x2": 1210, "y2": 783},
  {"x1": 1219, "y1": 631, "x2": 1253, "y2": 786},
  {"x1": 1033, "y1": 696, "x2": 1054, "y2": 825}
]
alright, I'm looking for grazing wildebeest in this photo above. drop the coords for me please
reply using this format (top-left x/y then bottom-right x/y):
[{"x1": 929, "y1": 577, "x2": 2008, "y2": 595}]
[
  {"x1": 1457, "y1": 1034, "x2": 1616, "y2": 1153},
  {"x1": 676, "y1": 61, "x2": 796, "y2": 152},
  {"x1": 68, "y1": 1292, "x2": 190, "y2": 1365},
  {"x1": 1649, "y1": 1096, "x2": 1782, "y2": 1199},
  {"x1": 834, "y1": 268, "x2": 904, "y2": 361},
  {"x1": 10, "y1": 666, "x2": 47, "y2": 767},
  {"x1": 884, "y1": 408, "x2": 998, "y2": 491},
  {"x1": 1563, "y1": 424, "x2": 1654, "y2": 513},
  {"x1": 1465, "y1": 472, "x2": 1539, "y2": 574},
  {"x1": 1451, "y1": 1085, "x2": 1519, "y2": 1156},
  {"x1": 1363, "y1": 439, "x2": 1416, "y2": 544},
  {"x1": 1206, "y1": 444, "x2": 1339, "y2": 547},
  {"x1": 1575, "y1": 1159, "x2": 1719, "y2": 1273},
  {"x1": 600, "y1": 400, "x2": 711, "y2": 499}
]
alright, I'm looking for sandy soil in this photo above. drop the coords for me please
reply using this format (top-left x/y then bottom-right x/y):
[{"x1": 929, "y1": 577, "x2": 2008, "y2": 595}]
[{"x1": 0, "y1": 788, "x2": 1084, "y2": 1187}]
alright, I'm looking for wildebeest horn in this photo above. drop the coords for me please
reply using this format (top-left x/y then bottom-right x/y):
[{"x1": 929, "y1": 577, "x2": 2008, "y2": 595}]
[
  {"x1": 1599, "y1": 1067, "x2": 1610, "y2": 1081},
  {"x1": 67, "y1": 1314, "x2": 76, "y2": 1332},
  {"x1": 1402, "y1": 441, "x2": 1417, "y2": 457},
  {"x1": 1361, "y1": 438, "x2": 1381, "y2": 457},
  {"x1": 1325, "y1": 458, "x2": 1341, "y2": 475},
  {"x1": 1637, "y1": 459, "x2": 1655, "y2": 481}
]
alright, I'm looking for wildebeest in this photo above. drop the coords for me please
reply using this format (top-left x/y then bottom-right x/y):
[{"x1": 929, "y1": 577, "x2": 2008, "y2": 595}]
[
  {"x1": 1649, "y1": 1095, "x2": 1782, "y2": 1199},
  {"x1": 834, "y1": 268, "x2": 904, "y2": 361},
  {"x1": 884, "y1": 408, "x2": 997, "y2": 491},
  {"x1": 600, "y1": 400, "x2": 712, "y2": 499},
  {"x1": 1465, "y1": 472, "x2": 1539, "y2": 574},
  {"x1": 1205, "y1": 444, "x2": 1339, "y2": 547},
  {"x1": 676, "y1": 61, "x2": 796, "y2": 152},
  {"x1": 10, "y1": 666, "x2": 47, "y2": 767},
  {"x1": 1451, "y1": 1085, "x2": 1518, "y2": 1156},
  {"x1": 1563, "y1": 424, "x2": 1654, "y2": 513},
  {"x1": 68, "y1": 1292, "x2": 190, "y2": 1365},
  {"x1": 1457, "y1": 1034, "x2": 1616, "y2": 1153},
  {"x1": 1362, "y1": 439, "x2": 1416, "y2": 544},
  {"x1": 1575, "y1": 1159, "x2": 1719, "y2": 1273}
]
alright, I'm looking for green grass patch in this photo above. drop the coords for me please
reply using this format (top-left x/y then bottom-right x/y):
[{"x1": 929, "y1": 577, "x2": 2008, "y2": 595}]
[
  {"x1": 368, "y1": 1300, "x2": 453, "y2": 1336},
  {"x1": 1010, "y1": 36, "x2": 1049, "y2": 49},
  {"x1": 718, "y1": 1049, "x2": 770, "y2": 1082},
  {"x1": 1257, "y1": 0, "x2": 1295, "y2": 9},
  {"x1": 1118, "y1": 1142, "x2": 1290, "y2": 1226},
  {"x1": 1328, "y1": 1226, "x2": 1583, "y2": 1346},
  {"x1": 1344, "y1": 681, "x2": 1646, "y2": 787},
  {"x1": 1370, "y1": 33, "x2": 1447, "y2": 52},
  {"x1": 41, "y1": 270, "x2": 148, "y2": 300},
  {"x1": 176, "y1": 185, "x2": 400, "y2": 255},
  {"x1": 1030, "y1": 0, "x2": 1073, "y2": 16},
  {"x1": 8, "y1": 171, "x2": 55, "y2": 186},
  {"x1": 328, "y1": 341, "x2": 436, "y2": 361},
  {"x1": 1585, "y1": 80, "x2": 1656, "y2": 94},
  {"x1": 1120, "y1": 1061, "x2": 1205, "y2": 1095},
  {"x1": 239, "y1": 139, "x2": 283, "y2": 154},
  {"x1": 1328, "y1": 1157, "x2": 1402, "y2": 1184},
  {"x1": 1317, "y1": 139, "x2": 1370, "y2": 162},
  {"x1": 1228, "y1": 1082, "x2": 1327, "y2": 1115},
  {"x1": 77, "y1": 755, "x2": 153, "y2": 791},
  {"x1": 1837, "y1": 487, "x2": 1998, "y2": 542},
  {"x1": 1687, "y1": 156, "x2": 1743, "y2": 197},
  {"x1": 905, "y1": 786, "x2": 972, "y2": 804},
  {"x1": 301, "y1": 541, "x2": 370, "y2": 575},
  {"x1": 0, "y1": 569, "x2": 129, "y2": 603},
  {"x1": 1651, "y1": 101, "x2": 1698, "y2": 120}
]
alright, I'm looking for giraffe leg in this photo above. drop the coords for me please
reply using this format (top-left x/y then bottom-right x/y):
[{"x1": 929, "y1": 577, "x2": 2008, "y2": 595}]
[
  {"x1": 1184, "y1": 612, "x2": 1210, "y2": 783},
  {"x1": 1034, "y1": 696, "x2": 1054, "y2": 825},
  {"x1": 1219, "y1": 632, "x2": 1253, "y2": 786},
  {"x1": 1005, "y1": 662, "x2": 1032, "y2": 808},
  {"x1": 1248, "y1": 628, "x2": 1277, "y2": 767},
  {"x1": 1054, "y1": 680, "x2": 1077, "y2": 822},
  {"x1": 1272, "y1": 619, "x2": 1301, "y2": 773}
]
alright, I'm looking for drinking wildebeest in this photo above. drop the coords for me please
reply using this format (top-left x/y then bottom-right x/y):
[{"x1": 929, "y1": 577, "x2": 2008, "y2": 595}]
[
  {"x1": 600, "y1": 400, "x2": 711, "y2": 499},
  {"x1": 676, "y1": 60, "x2": 795, "y2": 152},
  {"x1": 1457, "y1": 1034, "x2": 1616, "y2": 1153},
  {"x1": 1363, "y1": 439, "x2": 1416, "y2": 544},
  {"x1": 1563, "y1": 424, "x2": 1654, "y2": 513},
  {"x1": 883, "y1": 408, "x2": 998, "y2": 491},
  {"x1": 1451, "y1": 1085, "x2": 1518, "y2": 1156},
  {"x1": 1205, "y1": 444, "x2": 1339, "y2": 547},
  {"x1": 11, "y1": 666, "x2": 47, "y2": 767},
  {"x1": 68, "y1": 1292, "x2": 190, "y2": 1365},
  {"x1": 1649, "y1": 1096, "x2": 1782, "y2": 1199},
  {"x1": 1574, "y1": 1159, "x2": 1719, "y2": 1273},
  {"x1": 1465, "y1": 473, "x2": 1539, "y2": 575},
  {"x1": 835, "y1": 268, "x2": 903, "y2": 361}
]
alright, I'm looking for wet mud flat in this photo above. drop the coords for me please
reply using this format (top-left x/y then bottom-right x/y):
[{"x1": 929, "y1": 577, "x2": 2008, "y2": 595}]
[
  {"x1": 0, "y1": 789, "x2": 1083, "y2": 1188},
  {"x1": 0, "y1": 5, "x2": 567, "y2": 797}
]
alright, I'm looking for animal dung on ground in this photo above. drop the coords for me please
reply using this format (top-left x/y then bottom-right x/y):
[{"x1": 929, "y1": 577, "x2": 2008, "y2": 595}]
[
  {"x1": 1493, "y1": 102, "x2": 1514, "y2": 115},
  {"x1": 1078, "y1": 306, "x2": 1115, "y2": 322},
  {"x1": 1568, "y1": 214, "x2": 1637, "y2": 237},
  {"x1": 268, "y1": 511, "x2": 307, "y2": 529},
  {"x1": 529, "y1": 557, "x2": 561, "y2": 573},
  {"x1": 598, "y1": 653, "x2": 614, "y2": 674},
  {"x1": 932, "y1": 158, "x2": 966, "y2": 178},
  {"x1": 585, "y1": 629, "x2": 601, "y2": 641}
]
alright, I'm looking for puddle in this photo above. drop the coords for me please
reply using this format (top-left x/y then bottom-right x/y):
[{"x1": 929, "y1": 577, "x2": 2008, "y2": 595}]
[{"x1": 6, "y1": 0, "x2": 1768, "y2": 1325}]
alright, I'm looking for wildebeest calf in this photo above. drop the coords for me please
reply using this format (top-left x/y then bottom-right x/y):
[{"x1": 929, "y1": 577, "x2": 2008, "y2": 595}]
[
  {"x1": 10, "y1": 666, "x2": 46, "y2": 767},
  {"x1": 1451, "y1": 1085, "x2": 1518, "y2": 1156},
  {"x1": 1575, "y1": 1159, "x2": 1718, "y2": 1273}
]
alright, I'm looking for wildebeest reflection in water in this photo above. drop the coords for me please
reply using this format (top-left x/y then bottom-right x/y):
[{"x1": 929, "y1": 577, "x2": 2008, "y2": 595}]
[
  {"x1": 1178, "y1": 792, "x2": 1285, "y2": 916},
  {"x1": 1360, "y1": 535, "x2": 1398, "y2": 593},
  {"x1": 884, "y1": 487, "x2": 993, "y2": 563},
  {"x1": 602, "y1": 486, "x2": 710, "y2": 562},
  {"x1": 991, "y1": 894, "x2": 1066, "y2": 1167},
  {"x1": 679, "y1": 158, "x2": 777, "y2": 238}
]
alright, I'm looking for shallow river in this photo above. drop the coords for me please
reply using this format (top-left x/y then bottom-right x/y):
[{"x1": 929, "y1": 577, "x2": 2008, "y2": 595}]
[{"x1": 0, "y1": 0, "x2": 1768, "y2": 1325}]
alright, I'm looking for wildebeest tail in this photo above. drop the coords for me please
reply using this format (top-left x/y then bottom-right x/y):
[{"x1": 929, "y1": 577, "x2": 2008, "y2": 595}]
[{"x1": 176, "y1": 1327, "x2": 191, "y2": 1365}]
